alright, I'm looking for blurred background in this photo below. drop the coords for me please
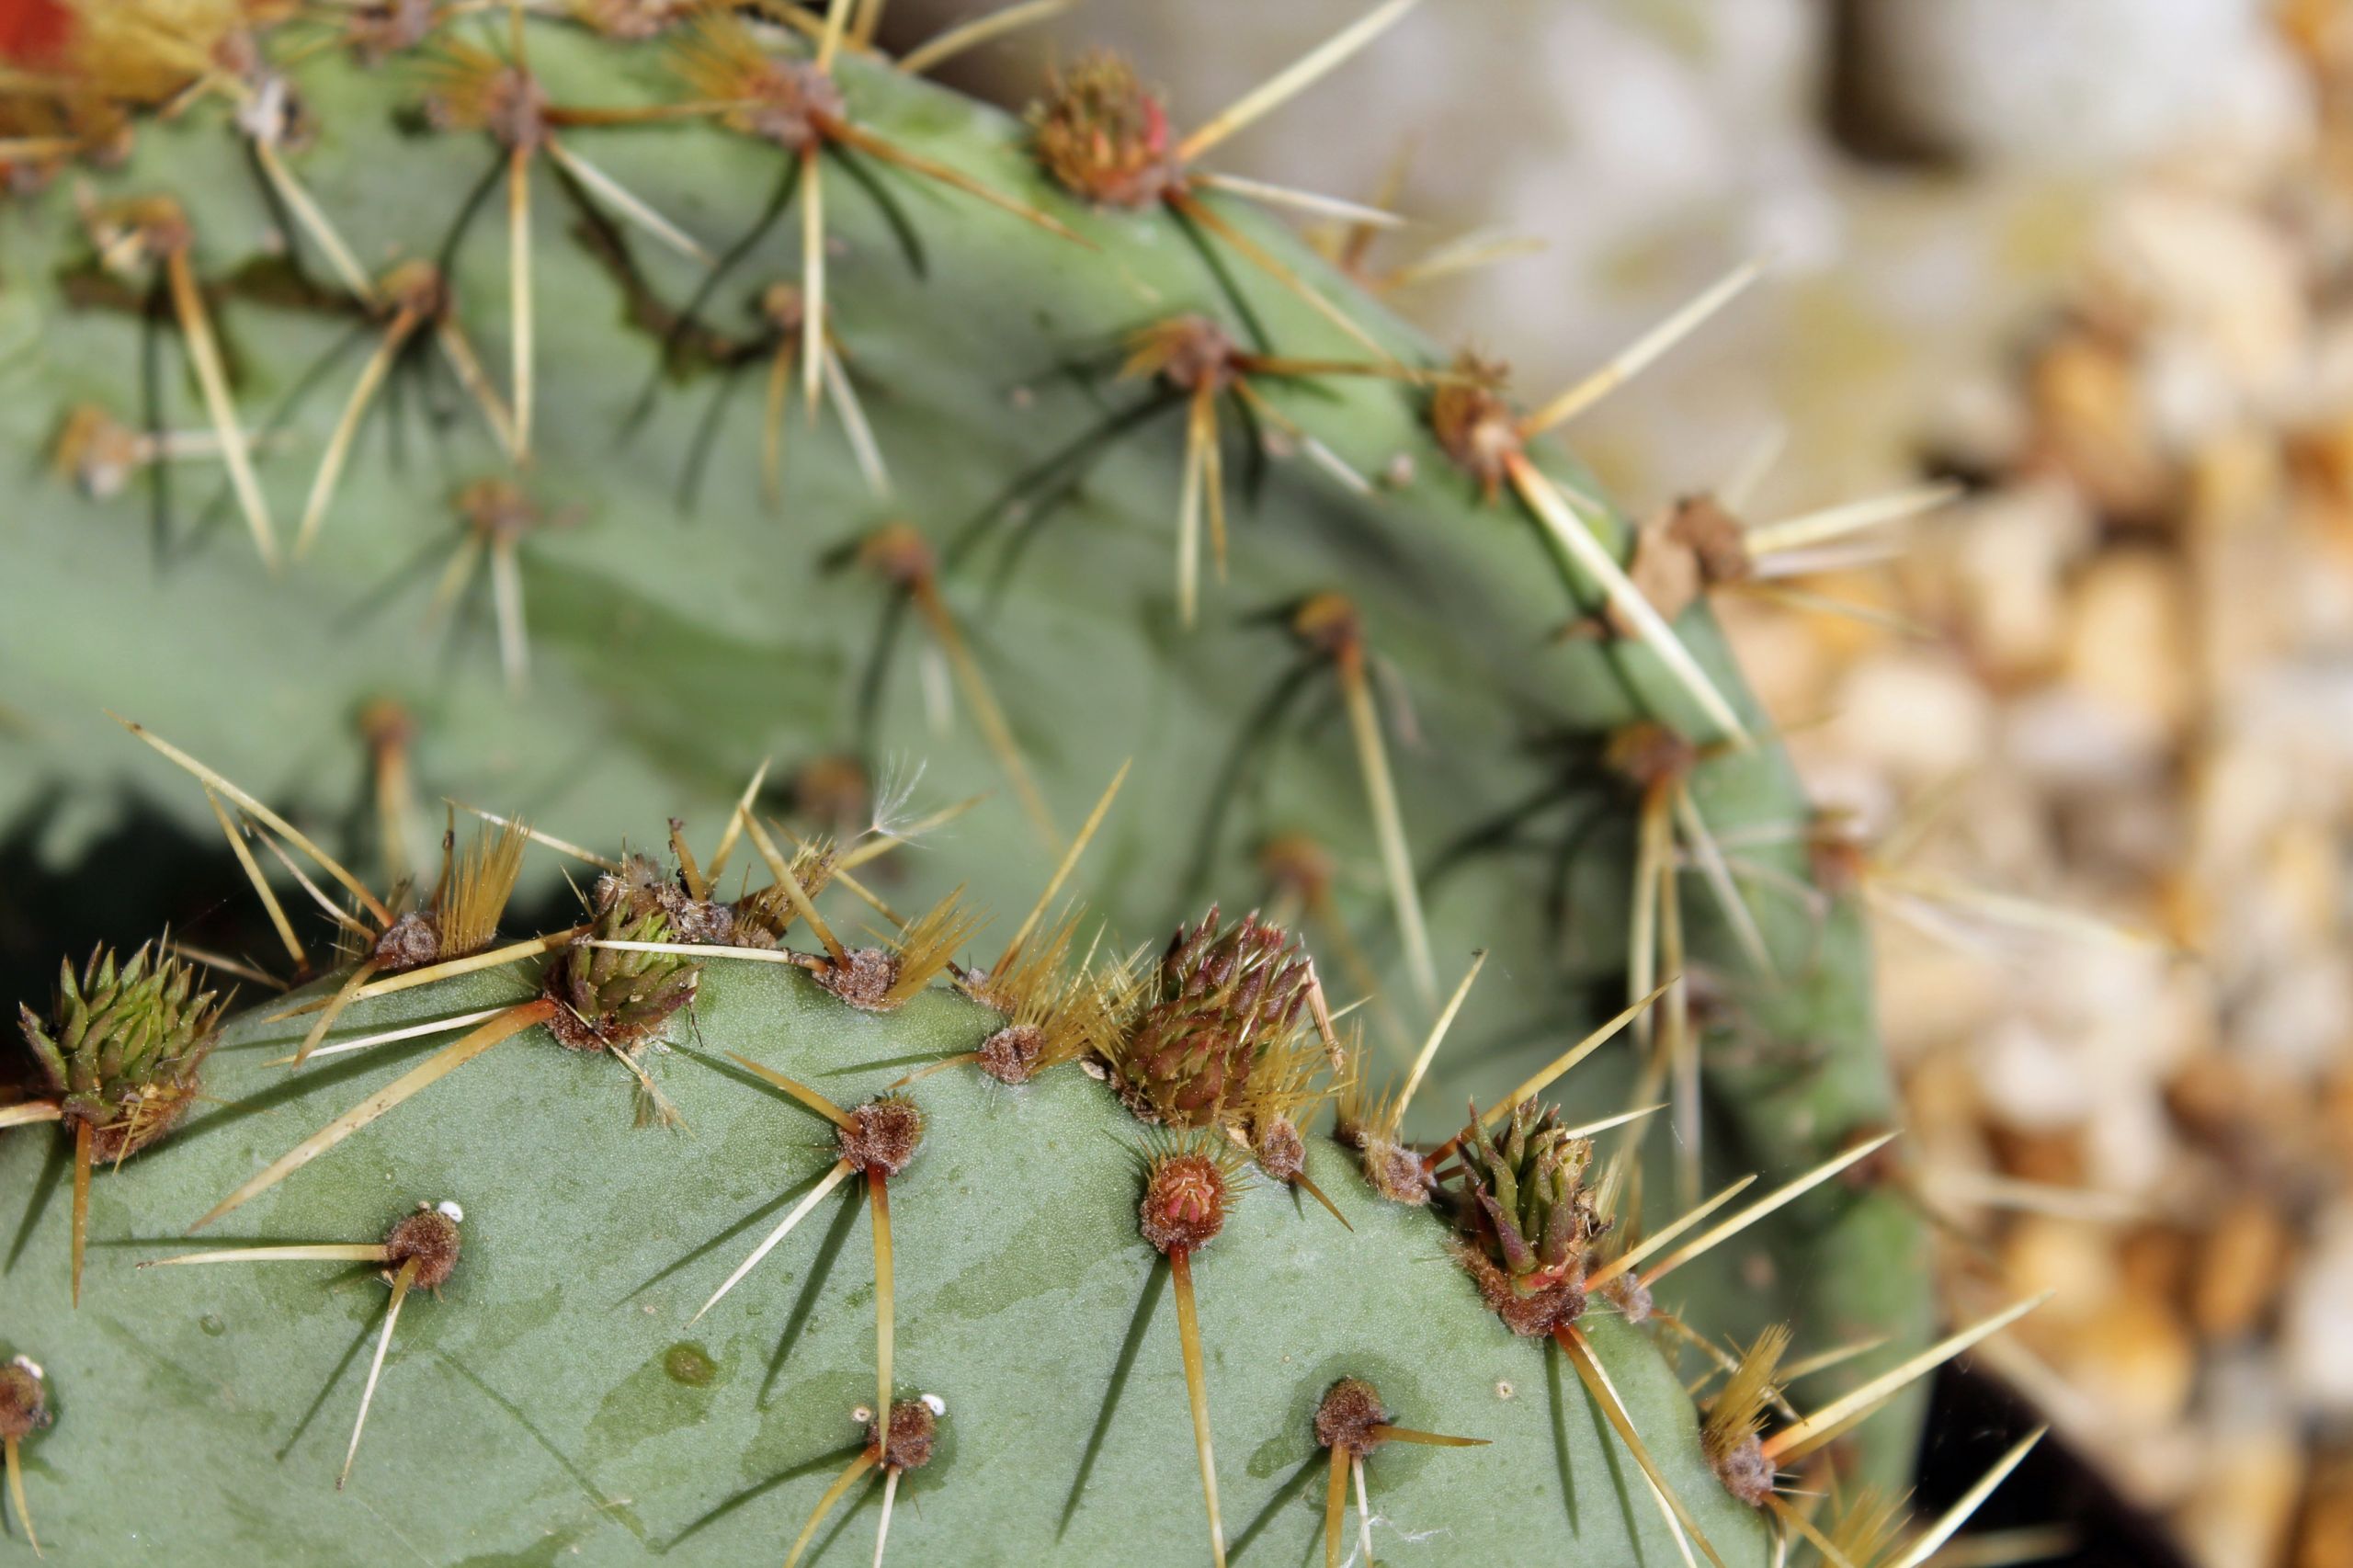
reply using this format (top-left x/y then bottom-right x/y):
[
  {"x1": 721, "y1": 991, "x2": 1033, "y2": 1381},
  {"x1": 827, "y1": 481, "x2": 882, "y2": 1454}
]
[
  {"x1": 904, "y1": 1, "x2": 2353, "y2": 1564},
  {"x1": 7, "y1": 4, "x2": 2349, "y2": 1563}
]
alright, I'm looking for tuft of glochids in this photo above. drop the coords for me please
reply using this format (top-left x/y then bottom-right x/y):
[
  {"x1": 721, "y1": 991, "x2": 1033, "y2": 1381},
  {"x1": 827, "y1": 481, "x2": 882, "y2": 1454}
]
[
  {"x1": 1333, "y1": 1075, "x2": 1435, "y2": 1208},
  {"x1": 1700, "y1": 1326, "x2": 1789, "y2": 1507},
  {"x1": 1602, "y1": 719, "x2": 1700, "y2": 798},
  {"x1": 1617, "y1": 494, "x2": 1756, "y2": 633},
  {"x1": 367, "y1": 823, "x2": 529, "y2": 973},
  {"x1": 812, "y1": 947, "x2": 904, "y2": 1011},
  {"x1": 959, "y1": 916, "x2": 1120, "y2": 1086},
  {"x1": 573, "y1": 0, "x2": 698, "y2": 42},
  {"x1": 0, "y1": 1358, "x2": 49, "y2": 1445},
  {"x1": 1124, "y1": 314, "x2": 1241, "y2": 396},
  {"x1": 838, "y1": 1095, "x2": 926, "y2": 1179},
  {"x1": 728, "y1": 845, "x2": 840, "y2": 950},
  {"x1": 977, "y1": 1023, "x2": 1050, "y2": 1084},
  {"x1": 668, "y1": 7, "x2": 844, "y2": 153},
  {"x1": 1427, "y1": 352, "x2": 1520, "y2": 501},
  {"x1": 813, "y1": 890, "x2": 981, "y2": 1015},
  {"x1": 382, "y1": 1203, "x2": 465, "y2": 1292},
  {"x1": 868, "y1": 1398, "x2": 939, "y2": 1473},
  {"x1": 1313, "y1": 1377, "x2": 1391, "y2": 1458},
  {"x1": 17, "y1": 944, "x2": 222, "y2": 1163}
]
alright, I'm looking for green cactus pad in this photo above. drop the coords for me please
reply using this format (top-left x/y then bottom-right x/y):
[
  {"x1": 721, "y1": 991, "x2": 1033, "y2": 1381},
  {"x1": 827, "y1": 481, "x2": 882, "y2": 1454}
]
[
  {"x1": 2, "y1": 952, "x2": 1796, "y2": 1565},
  {"x1": 0, "y1": 0, "x2": 1933, "y2": 1530}
]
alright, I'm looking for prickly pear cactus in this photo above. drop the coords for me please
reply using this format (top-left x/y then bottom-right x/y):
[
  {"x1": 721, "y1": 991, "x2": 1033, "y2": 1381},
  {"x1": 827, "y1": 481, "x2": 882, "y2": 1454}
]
[
  {"x1": 0, "y1": 2, "x2": 1968, "y2": 1561},
  {"x1": 0, "y1": 870, "x2": 1969, "y2": 1565}
]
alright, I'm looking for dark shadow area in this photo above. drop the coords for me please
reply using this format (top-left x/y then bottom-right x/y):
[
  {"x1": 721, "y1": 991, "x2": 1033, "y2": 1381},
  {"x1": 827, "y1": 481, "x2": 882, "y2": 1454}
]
[
  {"x1": 0, "y1": 797, "x2": 273, "y2": 1098},
  {"x1": 668, "y1": 1442, "x2": 864, "y2": 1552},
  {"x1": 757, "y1": 1184, "x2": 864, "y2": 1409},
  {"x1": 0, "y1": 796, "x2": 585, "y2": 1091},
  {"x1": 1915, "y1": 1362, "x2": 2194, "y2": 1568},
  {"x1": 1227, "y1": 1453, "x2": 1320, "y2": 1565},
  {"x1": 1058, "y1": 1254, "x2": 1168, "y2": 1540},
  {"x1": 1822, "y1": 0, "x2": 1968, "y2": 168}
]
